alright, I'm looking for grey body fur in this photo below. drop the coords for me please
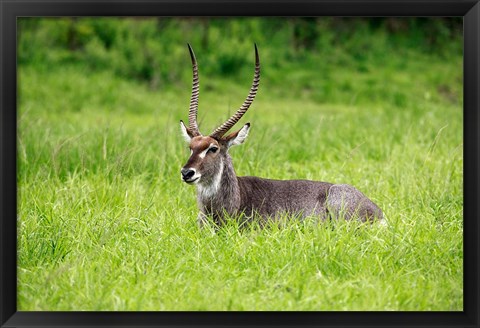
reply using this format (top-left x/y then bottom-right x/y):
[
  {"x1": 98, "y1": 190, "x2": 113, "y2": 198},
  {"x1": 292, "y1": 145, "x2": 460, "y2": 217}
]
[{"x1": 196, "y1": 152, "x2": 383, "y2": 227}]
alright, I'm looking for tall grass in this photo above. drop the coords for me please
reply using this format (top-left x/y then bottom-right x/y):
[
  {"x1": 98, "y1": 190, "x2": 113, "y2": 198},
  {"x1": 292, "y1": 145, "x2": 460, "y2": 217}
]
[{"x1": 17, "y1": 18, "x2": 463, "y2": 311}]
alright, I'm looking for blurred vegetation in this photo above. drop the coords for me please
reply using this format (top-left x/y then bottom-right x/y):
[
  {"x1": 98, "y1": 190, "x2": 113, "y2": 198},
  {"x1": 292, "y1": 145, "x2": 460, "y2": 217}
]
[{"x1": 18, "y1": 17, "x2": 462, "y2": 89}]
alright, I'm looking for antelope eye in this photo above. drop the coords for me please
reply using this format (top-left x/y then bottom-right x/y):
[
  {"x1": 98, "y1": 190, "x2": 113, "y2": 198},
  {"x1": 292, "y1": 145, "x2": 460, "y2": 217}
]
[{"x1": 208, "y1": 147, "x2": 218, "y2": 154}]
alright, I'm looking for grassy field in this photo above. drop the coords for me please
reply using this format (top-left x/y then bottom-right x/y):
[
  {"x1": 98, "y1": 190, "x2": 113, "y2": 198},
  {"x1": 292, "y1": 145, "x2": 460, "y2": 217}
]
[{"x1": 17, "y1": 20, "x2": 463, "y2": 311}]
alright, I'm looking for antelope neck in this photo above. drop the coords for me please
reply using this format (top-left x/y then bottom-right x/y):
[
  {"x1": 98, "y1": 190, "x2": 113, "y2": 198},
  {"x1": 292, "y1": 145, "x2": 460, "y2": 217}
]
[{"x1": 197, "y1": 153, "x2": 239, "y2": 202}]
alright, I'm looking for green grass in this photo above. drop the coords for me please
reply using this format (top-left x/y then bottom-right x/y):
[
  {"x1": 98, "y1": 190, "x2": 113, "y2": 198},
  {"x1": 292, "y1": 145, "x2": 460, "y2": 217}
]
[{"x1": 17, "y1": 43, "x2": 463, "y2": 311}]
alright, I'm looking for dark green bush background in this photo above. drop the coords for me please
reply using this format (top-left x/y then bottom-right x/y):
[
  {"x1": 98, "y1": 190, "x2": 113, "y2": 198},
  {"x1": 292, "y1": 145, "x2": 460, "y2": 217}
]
[{"x1": 18, "y1": 17, "x2": 462, "y2": 88}]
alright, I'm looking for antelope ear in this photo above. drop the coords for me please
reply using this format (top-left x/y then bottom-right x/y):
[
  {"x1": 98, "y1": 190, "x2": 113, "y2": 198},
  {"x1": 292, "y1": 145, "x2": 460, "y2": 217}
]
[
  {"x1": 225, "y1": 123, "x2": 250, "y2": 147},
  {"x1": 180, "y1": 120, "x2": 194, "y2": 143}
]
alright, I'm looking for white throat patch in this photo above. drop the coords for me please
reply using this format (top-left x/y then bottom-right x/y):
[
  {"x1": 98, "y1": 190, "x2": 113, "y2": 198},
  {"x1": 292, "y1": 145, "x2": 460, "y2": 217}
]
[{"x1": 198, "y1": 159, "x2": 223, "y2": 199}]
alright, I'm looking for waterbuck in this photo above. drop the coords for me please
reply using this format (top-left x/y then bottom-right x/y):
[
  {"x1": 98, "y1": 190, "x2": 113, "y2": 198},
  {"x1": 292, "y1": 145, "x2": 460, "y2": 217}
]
[{"x1": 180, "y1": 44, "x2": 383, "y2": 227}]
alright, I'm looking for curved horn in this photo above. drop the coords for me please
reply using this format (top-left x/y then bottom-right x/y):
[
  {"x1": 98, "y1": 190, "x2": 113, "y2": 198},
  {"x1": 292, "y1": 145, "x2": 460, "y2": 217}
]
[
  {"x1": 211, "y1": 44, "x2": 260, "y2": 139},
  {"x1": 187, "y1": 43, "x2": 201, "y2": 136}
]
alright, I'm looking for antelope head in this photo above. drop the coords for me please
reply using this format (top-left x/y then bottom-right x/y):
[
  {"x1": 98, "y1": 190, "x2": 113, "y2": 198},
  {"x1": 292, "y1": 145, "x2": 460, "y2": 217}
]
[{"x1": 180, "y1": 44, "x2": 260, "y2": 185}]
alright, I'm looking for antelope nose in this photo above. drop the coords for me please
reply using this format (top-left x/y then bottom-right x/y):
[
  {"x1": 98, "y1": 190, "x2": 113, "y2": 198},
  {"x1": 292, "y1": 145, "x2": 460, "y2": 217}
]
[{"x1": 181, "y1": 168, "x2": 195, "y2": 180}]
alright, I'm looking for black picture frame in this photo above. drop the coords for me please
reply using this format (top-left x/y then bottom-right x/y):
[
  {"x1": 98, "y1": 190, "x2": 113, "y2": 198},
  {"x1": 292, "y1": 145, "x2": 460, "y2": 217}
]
[{"x1": 1, "y1": 1, "x2": 478, "y2": 327}]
